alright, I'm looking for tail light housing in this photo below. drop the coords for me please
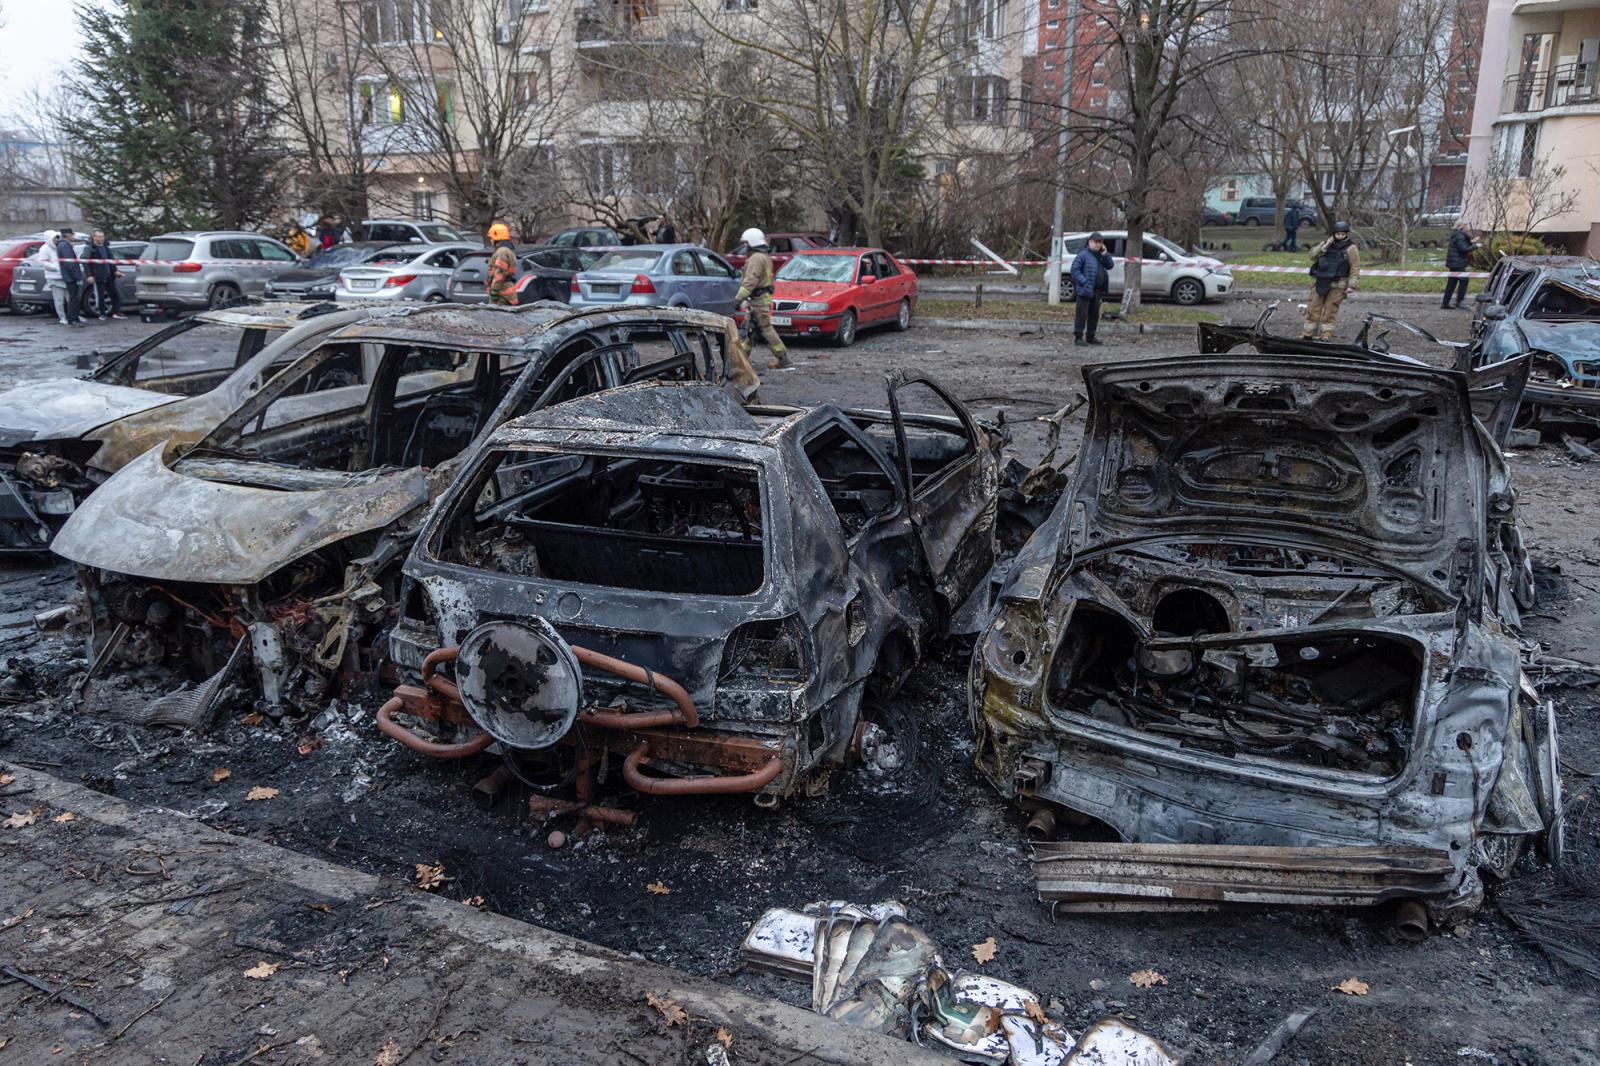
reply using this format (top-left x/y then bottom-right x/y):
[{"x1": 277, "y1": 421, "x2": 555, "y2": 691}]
[
  {"x1": 629, "y1": 273, "x2": 656, "y2": 294},
  {"x1": 570, "y1": 276, "x2": 580, "y2": 294},
  {"x1": 171, "y1": 262, "x2": 202, "y2": 273},
  {"x1": 384, "y1": 274, "x2": 418, "y2": 287},
  {"x1": 719, "y1": 617, "x2": 809, "y2": 684}
]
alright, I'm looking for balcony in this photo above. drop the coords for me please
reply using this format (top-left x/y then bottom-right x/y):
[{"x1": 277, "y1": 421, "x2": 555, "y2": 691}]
[{"x1": 1501, "y1": 61, "x2": 1600, "y2": 113}]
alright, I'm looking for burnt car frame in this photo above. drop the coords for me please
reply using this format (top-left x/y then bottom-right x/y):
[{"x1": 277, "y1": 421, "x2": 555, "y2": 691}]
[
  {"x1": 381, "y1": 373, "x2": 1000, "y2": 818},
  {"x1": 0, "y1": 303, "x2": 386, "y2": 552},
  {"x1": 50, "y1": 304, "x2": 738, "y2": 720},
  {"x1": 1470, "y1": 256, "x2": 1600, "y2": 428},
  {"x1": 971, "y1": 323, "x2": 1561, "y2": 920}
]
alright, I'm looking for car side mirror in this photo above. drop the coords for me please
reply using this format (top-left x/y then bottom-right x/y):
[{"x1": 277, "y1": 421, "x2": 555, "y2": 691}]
[
  {"x1": 409, "y1": 237, "x2": 422, "y2": 243},
  {"x1": 860, "y1": 275, "x2": 877, "y2": 285},
  {"x1": 1159, "y1": 251, "x2": 1173, "y2": 261},
  {"x1": 1475, "y1": 292, "x2": 1491, "y2": 303},
  {"x1": 1484, "y1": 304, "x2": 1508, "y2": 322}
]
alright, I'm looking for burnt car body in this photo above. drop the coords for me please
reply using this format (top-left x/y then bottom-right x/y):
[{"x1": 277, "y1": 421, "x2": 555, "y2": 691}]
[
  {"x1": 0, "y1": 303, "x2": 384, "y2": 552},
  {"x1": 50, "y1": 304, "x2": 737, "y2": 718},
  {"x1": 1470, "y1": 256, "x2": 1600, "y2": 427},
  {"x1": 971, "y1": 336, "x2": 1561, "y2": 918},
  {"x1": 382, "y1": 373, "x2": 1000, "y2": 808}
]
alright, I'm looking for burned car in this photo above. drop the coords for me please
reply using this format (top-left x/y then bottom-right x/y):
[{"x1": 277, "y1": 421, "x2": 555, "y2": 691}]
[
  {"x1": 970, "y1": 345, "x2": 1562, "y2": 920},
  {"x1": 0, "y1": 302, "x2": 383, "y2": 551},
  {"x1": 1471, "y1": 256, "x2": 1600, "y2": 427},
  {"x1": 379, "y1": 374, "x2": 999, "y2": 823},
  {"x1": 49, "y1": 304, "x2": 735, "y2": 721}
]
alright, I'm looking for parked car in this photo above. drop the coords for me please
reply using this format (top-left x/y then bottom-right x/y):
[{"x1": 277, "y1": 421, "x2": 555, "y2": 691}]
[
  {"x1": 724, "y1": 232, "x2": 835, "y2": 271},
  {"x1": 53, "y1": 304, "x2": 738, "y2": 716},
  {"x1": 8, "y1": 239, "x2": 147, "y2": 317},
  {"x1": 1470, "y1": 255, "x2": 1600, "y2": 424},
  {"x1": 1060, "y1": 230, "x2": 1232, "y2": 305},
  {"x1": 447, "y1": 245, "x2": 601, "y2": 305},
  {"x1": 542, "y1": 225, "x2": 622, "y2": 249},
  {"x1": 0, "y1": 303, "x2": 389, "y2": 550},
  {"x1": 265, "y1": 242, "x2": 409, "y2": 301},
  {"x1": 568, "y1": 244, "x2": 741, "y2": 315},
  {"x1": 770, "y1": 247, "x2": 917, "y2": 347},
  {"x1": 2, "y1": 234, "x2": 51, "y2": 314},
  {"x1": 334, "y1": 242, "x2": 479, "y2": 302},
  {"x1": 1201, "y1": 206, "x2": 1232, "y2": 226},
  {"x1": 380, "y1": 371, "x2": 1001, "y2": 808},
  {"x1": 1233, "y1": 197, "x2": 1317, "y2": 228},
  {"x1": 359, "y1": 218, "x2": 465, "y2": 244},
  {"x1": 972, "y1": 320, "x2": 1558, "y2": 920},
  {"x1": 135, "y1": 232, "x2": 304, "y2": 310}
]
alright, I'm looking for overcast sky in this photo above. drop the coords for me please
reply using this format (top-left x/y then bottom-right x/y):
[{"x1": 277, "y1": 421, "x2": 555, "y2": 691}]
[{"x1": 0, "y1": 0, "x2": 88, "y2": 119}]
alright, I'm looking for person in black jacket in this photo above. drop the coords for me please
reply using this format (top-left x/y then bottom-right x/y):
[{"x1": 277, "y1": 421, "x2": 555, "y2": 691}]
[
  {"x1": 83, "y1": 229, "x2": 126, "y2": 320},
  {"x1": 53, "y1": 228, "x2": 85, "y2": 328},
  {"x1": 1069, "y1": 234, "x2": 1115, "y2": 346},
  {"x1": 1442, "y1": 220, "x2": 1479, "y2": 309}
]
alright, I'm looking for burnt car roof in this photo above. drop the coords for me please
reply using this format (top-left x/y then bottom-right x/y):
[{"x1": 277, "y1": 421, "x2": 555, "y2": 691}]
[
  {"x1": 498, "y1": 381, "x2": 789, "y2": 443},
  {"x1": 328, "y1": 304, "x2": 733, "y2": 353},
  {"x1": 189, "y1": 303, "x2": 348, "y2": 330}
]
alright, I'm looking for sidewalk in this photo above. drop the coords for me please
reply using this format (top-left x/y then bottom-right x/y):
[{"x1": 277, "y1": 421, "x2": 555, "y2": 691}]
[{"x1": 0, "y1": 765, "x2": 947, "y2": 1065}]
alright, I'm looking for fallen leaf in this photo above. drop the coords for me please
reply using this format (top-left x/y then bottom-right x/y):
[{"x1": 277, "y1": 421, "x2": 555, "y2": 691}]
[
  {"x1": 971, "y1": 937, "x2": 998, "y2": 965},
  {"x1": 646, "y1": 881, "x2": 671, "y2": 895},
  {"x1": 52, "y1": 812, "x2": 76, "y2": 824},
  {"x1": 414, "y1": 862, "x2": 447, "y2": 891},
  {"x1": 1, "y1": 907, "x2": 34, "y2": 931},
  {"x1": 245, "y1": 786, "x2": 279, "y2": 801},
  {"x1": 240, "y1": 712, "x2": 264, "y2": 726},
  {"x1": 464, "y1": 895, "x2": 485, "y2": 908},
  {"x1": 211, "y1": 767, "x2": 231, "y2": 783},
  {"x1": 3, "y1": 805, "x2": 42, "y2": 829},
  {"x1": 297, "y1": 738, "x2": 323, "y2": 757},
  {"x1": 306, "y1": 903, "x2": 332, "y2": 914},
  {"x1": 0, "y1": 772, "x2": 14, "y2": 786},
  {"x1": 1024, "y1": 998, "x2": 1048, "y2": 1023},
  {"x1": 1332, "y1": 977, "x2": 1370, "y2": 996},
  {"x1": 373, "y1": 1040, "x2": 402, "y2": 1066},
  {"x1": 646, "y1": 992, "x2": 688, "y2": 1028},
  {"x1": 243, "y1": 961, "x2": 281, "y2": 980},
  {"x1": 1130, "y1": 970, "x2": 1168, "y2": 989},
  {"x1": 715, "y1": 1027, "x2": 733, "y2": 1049}
]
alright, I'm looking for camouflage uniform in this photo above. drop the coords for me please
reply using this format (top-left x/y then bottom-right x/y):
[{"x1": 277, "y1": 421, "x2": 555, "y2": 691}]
[
  {"x1": 487, "y1": 244, "x2": 518, "y2": 306},
  {"x1": 737, "y1": 249, "x2": 790, "y2": 369}
]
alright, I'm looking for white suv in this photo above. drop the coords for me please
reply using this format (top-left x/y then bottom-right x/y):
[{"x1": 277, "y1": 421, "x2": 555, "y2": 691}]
[{"x1": 1062, "y1": 230, "x2": 1232, "y2": 305}]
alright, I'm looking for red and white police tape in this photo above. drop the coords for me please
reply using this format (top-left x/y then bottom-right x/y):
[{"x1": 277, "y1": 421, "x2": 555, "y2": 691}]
[{"x1": 896, "y1": 256, "x2": 1489, "y2": 278}]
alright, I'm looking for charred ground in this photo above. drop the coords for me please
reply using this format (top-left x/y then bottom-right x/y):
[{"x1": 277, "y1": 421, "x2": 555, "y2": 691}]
[{"x1": 1, "y1": 297, "x2": 1597, "y2": 1064}]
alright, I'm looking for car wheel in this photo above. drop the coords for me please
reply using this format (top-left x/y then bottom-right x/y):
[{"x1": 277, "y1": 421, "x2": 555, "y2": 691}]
[
  {"x1": 1243, "y1": 217, "x2": 1260, "y2": 226},
  {"x1": 834, "y1": 308, "x2": 857, "y2": 348},
  {"x1": 1172, "y1": 277, "x2": 1205, "y2": 306},
  {"x1": 81, "y1": 285, "x2": 108, "y2": 318},
  {"x1": 1297, "y1": 217, "x2": 1315, "y2": 229},
  {"x1": 1060, "y1": 275, "x2": 1077, "y2": 301},
  {"x1": 894, "y1": 297, "x2": 912, "y2": 331},
  {"x1": 207, "y1": 283, "x2": 240, "y2": 308},
  {"x1": 425, "y1": 291, "x2": 446, "y2": 303}
]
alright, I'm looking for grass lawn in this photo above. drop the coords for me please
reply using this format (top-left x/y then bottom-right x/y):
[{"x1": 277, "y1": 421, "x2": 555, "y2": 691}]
[{"x1": 919, "y1": 297, "x2": 1219, "y2": 325}]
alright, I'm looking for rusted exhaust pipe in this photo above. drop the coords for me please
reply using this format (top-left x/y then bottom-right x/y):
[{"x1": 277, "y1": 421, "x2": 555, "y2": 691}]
[
  {"x1": 622, "y1": 742, "x2": 782, "y2": 795},
  {"x1": 375, "y1": 696, "x2": 492, "y2": 759},
  {"x1": 1026, "y1": 807, "x2": 1058, "y2": 842},
  {"x1": 527, "y1": 795, "x2": 637, "y2": 827},
  {"x1": 1393, "y1": 898, "x2": 1430, "y2": 942},
  {"x1": 573, "y1": 647, "x2": 698, "y2": 729}
]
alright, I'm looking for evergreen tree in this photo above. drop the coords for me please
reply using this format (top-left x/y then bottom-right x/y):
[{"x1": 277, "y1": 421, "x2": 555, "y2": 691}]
[{"x1": 65, "y1": 0, "x2": 282, "y2": 233}]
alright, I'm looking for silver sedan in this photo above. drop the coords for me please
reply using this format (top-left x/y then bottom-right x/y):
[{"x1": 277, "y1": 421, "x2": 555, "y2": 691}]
[
  {"x1": 334, "y1": 243, "x2": 479, "y2": 303},
  {"x1": 567, "y1": 244, "x2": 741, "y2": 315}
]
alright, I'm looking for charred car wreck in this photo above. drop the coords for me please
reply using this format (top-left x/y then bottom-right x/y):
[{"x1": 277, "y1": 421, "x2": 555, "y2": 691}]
[
  {"x1": 379, "y1": 375, "x2": 1001, "y2": 826},
  {"x1": 971, "y1": 339, "x2": 1562, "y2": 920},
  {"x1": 49, "y1": 304, "x2": 737, "y2": 723}
]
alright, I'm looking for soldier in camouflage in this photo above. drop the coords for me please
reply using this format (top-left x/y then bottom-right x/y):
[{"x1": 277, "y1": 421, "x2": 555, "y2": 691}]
[{"x1": 735, "y1": 227, "x2": 791, "y2": 370}]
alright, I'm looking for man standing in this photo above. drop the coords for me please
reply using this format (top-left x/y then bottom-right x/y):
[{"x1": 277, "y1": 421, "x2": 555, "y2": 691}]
[
  {"x1": 735, "y1": 227, "x2": 790, "y2": 369},
  {"x1": 1303, "y1": 221, "x2": 1359, "y2": 339},
  {"x1": 1442, "y1": 220, "x2": 1478, "y2": 309},
  {"x1": 485, "y1": 222, "x2": 518, "y2": 306},
  {"x1": 655, "y1": 215, "x2": 677, "y2": 244},
  {"x1": 51, "y1": 228, "x2": 86, "y2": 328},
  {"x1": 1282, "y1": 207, "x2": 1300, "y2": 252},
  {"x1": 83, "y1": 229, "x2": 126, "y2": 320},
  {"x1": 1069, "y1": 233, "x2": 1114, "y2": 347}
]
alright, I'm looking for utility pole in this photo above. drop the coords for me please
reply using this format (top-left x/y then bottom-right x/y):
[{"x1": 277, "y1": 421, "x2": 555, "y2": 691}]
[{"x1": 1045, "y1": 0, "x2": 1082, "y2": 305}]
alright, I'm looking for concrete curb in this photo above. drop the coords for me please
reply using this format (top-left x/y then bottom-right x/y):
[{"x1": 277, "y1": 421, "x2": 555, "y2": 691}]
[{"x1": 921, "y1": 315, "x2": 1198, "y2": 336}]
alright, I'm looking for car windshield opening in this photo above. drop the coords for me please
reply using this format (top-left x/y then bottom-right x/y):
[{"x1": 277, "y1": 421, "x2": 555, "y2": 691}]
[
  {"x1": 777, "y1": 255, "x2": 856, "y2": 283},
  {"x1": 148, "y1": 238, "x2": 195, "y2": 261},
  {"x1": 591, "y1": 250, "x2": 662, "y2": 271},
  {"x1": 309, "y1": 246, "x2": 379, "y2": 269},
  {"x1": 418, "y1": 225, "x2": 461, "y2": 242},
  {"x1": 438, "y1": 450, "x2": 766, "y2": 596},
  {"x1": 367, "y1": 252, "x2": 418, "y2": 266},
  {"x1": 1525, "y1": 281, "x2": 1600, "y2": 321}
]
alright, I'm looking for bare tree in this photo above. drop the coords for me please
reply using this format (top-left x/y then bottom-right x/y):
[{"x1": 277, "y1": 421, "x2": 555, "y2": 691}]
[{"x1": 1462, "y1": 151, "x2": 1583, "y2": 251}]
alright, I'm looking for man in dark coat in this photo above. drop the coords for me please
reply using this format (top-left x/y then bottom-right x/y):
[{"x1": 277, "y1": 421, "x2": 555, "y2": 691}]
[
  {"x1": 54, "y1": 228, "x2": 85, "y2": 328},
  {"x1": 83, "y1": 229, "x2": 126, "y2": 320},
  {"x1": 1069, "y1": 233, "x2": 1115, "y2": 346},
  {"x1": 1442, "y1": 220, "x2": 1479, "y2": 309}
]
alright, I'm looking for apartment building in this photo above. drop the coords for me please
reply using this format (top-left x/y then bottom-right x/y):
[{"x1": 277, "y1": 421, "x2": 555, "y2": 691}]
[
  {"x1": 1464, "y1": 0, "x2": 1600, "y2": 252},
  {"x1": 1426, "y1": 0, "x2": 1487, "y2": 216}
]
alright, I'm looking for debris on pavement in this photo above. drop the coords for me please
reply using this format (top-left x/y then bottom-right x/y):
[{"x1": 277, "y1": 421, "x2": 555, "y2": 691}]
[{"x1": 742, "y1": 901, "x2": 1175, "y2": 1064}]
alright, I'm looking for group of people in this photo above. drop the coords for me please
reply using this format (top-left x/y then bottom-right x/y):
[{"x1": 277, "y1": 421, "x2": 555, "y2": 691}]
[
  {"x1": 35, "y1": 227, "x2": 129, "y2": 327},
  {"x1": 283, "y1": 218, "x2": 353, "y2": 257}
]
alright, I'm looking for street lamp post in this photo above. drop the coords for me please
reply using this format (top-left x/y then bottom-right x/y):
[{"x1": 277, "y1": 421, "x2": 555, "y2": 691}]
[{"x1": 1046, "y1": 0, "x2": 1083, "y2": 305}]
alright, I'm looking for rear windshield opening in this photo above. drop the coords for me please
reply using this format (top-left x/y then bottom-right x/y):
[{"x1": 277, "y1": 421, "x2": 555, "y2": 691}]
[
  {"x1": 591, "y1": 250, "x2": 661, "y2": 272},
  {"x1": 148, "y1": 238, "x2": 196, "y2": 261},
  {"x1": 438, "y1": 451, "x2": 766, "y2": 596}
]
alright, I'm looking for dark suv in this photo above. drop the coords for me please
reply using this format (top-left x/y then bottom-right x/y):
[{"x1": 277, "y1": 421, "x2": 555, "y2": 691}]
[{"x1": 1234, "y1": 197, "x2": 1317, "y2": 229}]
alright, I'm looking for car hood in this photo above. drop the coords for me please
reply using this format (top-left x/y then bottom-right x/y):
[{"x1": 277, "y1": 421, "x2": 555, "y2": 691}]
[
  {"x1": 0, "y1": 379, "x2": 181, "y2": 447},
  {"x1": 773, "y1": 280, "x2": 852, "y2": 300},
  {"x1": 50, "y1": 447, "x2": 428, "y2": 584},
  {"x1": 1066, "y1": 354, "x2": 1483, "y2": 590},
  {"x1": 1519, "y1": 319, "x2": 1600, "y2": 362}
]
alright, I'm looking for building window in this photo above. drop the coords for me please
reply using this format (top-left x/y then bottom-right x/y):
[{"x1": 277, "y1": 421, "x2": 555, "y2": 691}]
[
  {"x1": 1047, "y1": 19, "x2": 1059, "y2": 28},
  {"x1": 513, "y1": 56, "x2": 550, "y2": 106},
  {"x1": 722, "y1": 0, "x2": 758, "y2": 9},
  {"x1": 1222, "y1": 179, "x2": 1240, "y2": 201},
  {"x1": 521, "y1": 0, "x2": 549, "y2": 11},
  {"x1": 1517, "y1": 122, "x2": 1539, "y2": 176},
  {"x1": 412, "y1": 191, "x2": 436, "y2": 220},
  {"x1": 966, "y1": 0, "x2": 1007, "y2": 40},
  {"x1": 358, "y1": 0, "x2": 437, "y2": 45},
  {"x1": 953, "y1": 76, "x2": 1009, "y2": 125},
  {"x1": 1043, "y1": 59, "x2": 1056, "y2": 71}
]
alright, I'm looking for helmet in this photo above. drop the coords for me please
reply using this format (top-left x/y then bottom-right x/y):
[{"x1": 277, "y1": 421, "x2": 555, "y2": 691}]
[
  {"x1": 741, "y1": 227, "x2": 767, "y2": 248},
  {"x1": 1332, "y1": 220, "x2": 1351, "y2": 234},
  {"x1": 487, "y1": 222, "x2": 511, "y2": 242}
]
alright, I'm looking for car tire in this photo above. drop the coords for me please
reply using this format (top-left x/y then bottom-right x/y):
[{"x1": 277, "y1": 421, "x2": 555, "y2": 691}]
[
  {"x1": 894, "y1": 298, "x2": 912, "y2": 331},
  {"x1": 1060, "y1": 276, "x2": 1077, "y2": 301},
  {"x1": 207, "y1": 283, "x2": 240, "y2": 309},
  {"x1": 1243, "y1": 217, "x2": 1260, "y2": 226},
  {"x1": 425, "y1": 292, "x2": 446, "y2": 303},
  {"x1": 1171, "y1": 277, "x2": 1205, "y2": 306},
  {"x1": 1297, "y1": 216, "x2": 1315, "y2": 229},
  {"x1": 834, "y1": 308, "x2": 857, "y2": 348}
]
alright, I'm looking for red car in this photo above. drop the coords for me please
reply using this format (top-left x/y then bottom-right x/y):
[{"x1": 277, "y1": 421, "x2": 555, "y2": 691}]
[
  {"x1": 723, "y1": 231, "x2": 834, "y2": 271},
  {"x1": 2, "y1": 235, "x2": 49, "y2": 315},
  {"x1": 769, "y1": 247, "x2": 917, "y2": 347}
]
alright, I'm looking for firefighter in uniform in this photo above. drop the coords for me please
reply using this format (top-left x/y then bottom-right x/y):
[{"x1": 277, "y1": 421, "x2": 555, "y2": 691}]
[
  {"x1": 486, "y1": 222, "x2": 518, "y2": 305},
  {"x1": 735, "y1": 227, "x2": 791, "y2": 370}
]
